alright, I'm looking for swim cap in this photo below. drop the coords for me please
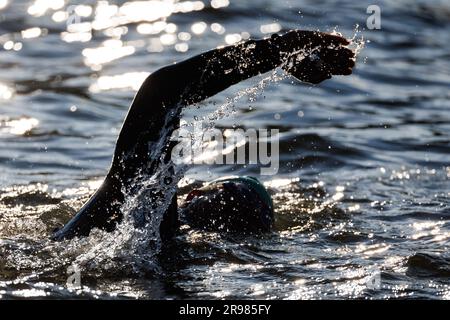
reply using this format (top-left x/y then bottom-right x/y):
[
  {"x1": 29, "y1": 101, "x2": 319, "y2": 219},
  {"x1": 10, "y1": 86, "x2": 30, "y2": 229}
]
[
  {"x1": 211, "y1": 176, "x2": 273, "y2": 212},
  {"x1": 182, "y1": 175, "x2": 274, "y2": 233}
]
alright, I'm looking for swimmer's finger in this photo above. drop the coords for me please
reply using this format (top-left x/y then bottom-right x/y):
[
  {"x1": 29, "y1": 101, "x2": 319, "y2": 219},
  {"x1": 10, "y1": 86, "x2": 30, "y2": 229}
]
[
  {"x1": 322, "y1": 47, "x2": 355, "y2": 62},
  {"x1": 341, "y1": 68, "x2": 353, "y2": 75},
  {"x1": 302, "y1": 30, "x2": 351, "y2": 48},
  {"x1": 339, "y1": 47, "x2": 355, "y2": 59},
  {"x1": 331, "y1": 63, "x2": 354, "y2": 75},
  {"x1": 330, "y1": 65, "x2": 353, "y2": 76},
  {"x1": 316, "y1": 47, "x2": 355, "y2": 74},
  {"x1": 319, "y1": 33, "x2": 351, "y2": 47},
  {"x1": 346, "y1": 57, "x2": 356, "y2": 69}
]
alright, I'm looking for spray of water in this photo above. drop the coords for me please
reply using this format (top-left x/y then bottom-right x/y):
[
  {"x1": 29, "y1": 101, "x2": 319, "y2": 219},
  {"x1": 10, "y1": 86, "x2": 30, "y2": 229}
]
[{"x1": 349, "y1": 24, "x2": 366, "y2": 58}]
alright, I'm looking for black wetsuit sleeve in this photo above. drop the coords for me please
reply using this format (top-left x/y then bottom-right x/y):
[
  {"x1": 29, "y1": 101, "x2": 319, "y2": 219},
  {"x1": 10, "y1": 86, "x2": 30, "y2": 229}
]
[{"x1": 154, "y1": 38, "x2": 282, "y2": 105}]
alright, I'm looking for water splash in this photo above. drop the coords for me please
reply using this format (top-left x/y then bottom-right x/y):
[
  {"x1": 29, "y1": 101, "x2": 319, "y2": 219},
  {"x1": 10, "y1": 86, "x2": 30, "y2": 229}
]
[
  {"x1": 349, "y1": 24, "x2": 366, "y2": 58},
  {"x1": 195, "y1": 69, "x2": 286, "y2": 127}
]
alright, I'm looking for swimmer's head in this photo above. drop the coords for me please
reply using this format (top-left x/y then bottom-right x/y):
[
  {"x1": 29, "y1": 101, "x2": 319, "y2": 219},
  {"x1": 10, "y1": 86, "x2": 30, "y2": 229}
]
[{"x1": 180, "y1": 176, "x2": 274, "y2": 234}]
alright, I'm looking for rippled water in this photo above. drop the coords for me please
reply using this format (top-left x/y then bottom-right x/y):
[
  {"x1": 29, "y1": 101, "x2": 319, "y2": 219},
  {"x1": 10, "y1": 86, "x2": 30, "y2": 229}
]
[{"x1": 0, "y1": 0, "x2": 449, "y2": 299}]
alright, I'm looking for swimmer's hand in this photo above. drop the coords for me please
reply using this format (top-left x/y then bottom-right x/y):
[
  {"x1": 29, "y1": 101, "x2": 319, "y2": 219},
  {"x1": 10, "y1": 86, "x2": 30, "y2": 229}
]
[{"x1": 274, "y1": 30, "x2": 355, "y2": 84}]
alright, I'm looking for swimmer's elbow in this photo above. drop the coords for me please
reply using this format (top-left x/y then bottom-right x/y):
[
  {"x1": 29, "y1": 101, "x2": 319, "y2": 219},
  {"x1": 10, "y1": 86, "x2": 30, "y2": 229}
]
[
  {"x1": 139, "y1": 67, "x2": 168, "y2": 93},
  {"x1": 133, "y1": 65, "x2": 177, "y2": 106}
]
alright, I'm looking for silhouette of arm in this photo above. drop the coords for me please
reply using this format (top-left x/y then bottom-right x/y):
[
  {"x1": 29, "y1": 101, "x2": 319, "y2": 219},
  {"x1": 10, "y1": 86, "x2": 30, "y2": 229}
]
[{"x1": 52, "y1": 31, "x2": 355, "y2": 241}]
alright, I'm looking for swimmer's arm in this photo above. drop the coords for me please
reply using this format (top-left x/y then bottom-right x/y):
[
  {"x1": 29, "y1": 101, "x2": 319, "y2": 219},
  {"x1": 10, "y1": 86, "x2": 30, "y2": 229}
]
[
  {"x1": 154, "y1": 38, "x2": 281, "y2": 106},
  {"x1": 142, "y1": 30, "x2": 355, "y2": 108}
]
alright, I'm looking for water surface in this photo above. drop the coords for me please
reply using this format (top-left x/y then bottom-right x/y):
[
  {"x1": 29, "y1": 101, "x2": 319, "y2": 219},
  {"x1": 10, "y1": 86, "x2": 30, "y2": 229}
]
[{"x1": 0, "y1": 0, "x2": 449, "y2": 299}]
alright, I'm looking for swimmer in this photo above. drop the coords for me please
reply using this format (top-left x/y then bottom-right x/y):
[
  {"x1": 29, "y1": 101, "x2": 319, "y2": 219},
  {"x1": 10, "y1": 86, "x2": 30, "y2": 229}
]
[{"x1": 51, "y1": 30, "x2": 355, "y2": 241}]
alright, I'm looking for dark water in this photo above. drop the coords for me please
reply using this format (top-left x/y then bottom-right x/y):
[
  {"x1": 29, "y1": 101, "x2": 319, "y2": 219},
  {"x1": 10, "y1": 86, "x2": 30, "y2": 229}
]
[{"x1": 0, "y1": 0, "x2": 449, "y2": 299}]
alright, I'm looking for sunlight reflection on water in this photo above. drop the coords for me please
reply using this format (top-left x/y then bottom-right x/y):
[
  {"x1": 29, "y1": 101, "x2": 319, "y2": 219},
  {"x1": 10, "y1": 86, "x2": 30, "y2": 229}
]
[{"x1": 0, "y1": 0, "x2": 449, "y2": 300}]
